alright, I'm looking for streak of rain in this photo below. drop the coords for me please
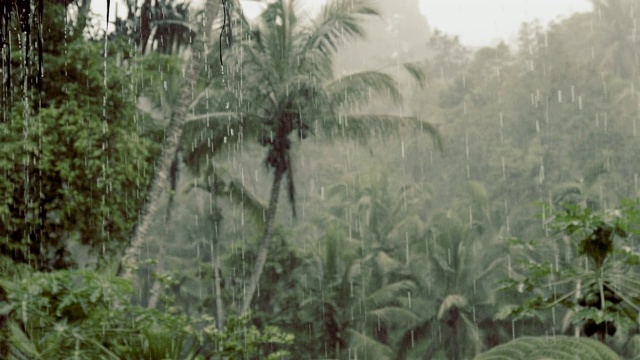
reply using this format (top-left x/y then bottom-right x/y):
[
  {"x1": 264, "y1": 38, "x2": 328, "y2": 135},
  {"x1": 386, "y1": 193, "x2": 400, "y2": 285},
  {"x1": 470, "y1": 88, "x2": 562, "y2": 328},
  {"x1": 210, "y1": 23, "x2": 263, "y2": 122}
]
[{"x1": 3, "y1": 0, "x2": 640, "y2": 359}]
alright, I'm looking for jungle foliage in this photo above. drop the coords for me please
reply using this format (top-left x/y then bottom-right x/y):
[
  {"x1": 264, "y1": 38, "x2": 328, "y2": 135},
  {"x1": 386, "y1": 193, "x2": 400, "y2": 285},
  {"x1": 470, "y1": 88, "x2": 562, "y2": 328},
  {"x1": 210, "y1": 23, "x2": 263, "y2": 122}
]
[{"x1": 2, "y1": 0, "x2": 640, "y2": 359}]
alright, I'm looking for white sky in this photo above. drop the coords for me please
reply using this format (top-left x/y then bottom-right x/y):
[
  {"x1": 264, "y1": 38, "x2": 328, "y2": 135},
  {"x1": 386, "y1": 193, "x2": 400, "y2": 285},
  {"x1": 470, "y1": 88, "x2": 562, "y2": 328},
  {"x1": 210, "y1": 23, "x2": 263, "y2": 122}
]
[
  {"x1": 93, "y1": 0, "x2": 593, "y2": 47},
  {"x1": 419, "y1": 0, "x2": 592, "y2": 46}
]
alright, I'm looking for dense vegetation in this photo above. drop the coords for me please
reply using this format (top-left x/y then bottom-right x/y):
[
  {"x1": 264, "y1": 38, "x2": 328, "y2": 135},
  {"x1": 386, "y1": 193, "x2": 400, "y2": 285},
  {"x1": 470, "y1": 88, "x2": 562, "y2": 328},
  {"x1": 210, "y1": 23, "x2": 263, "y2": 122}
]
[{"x1": 2, "y1": 0, "x2": 640, "y2": 359}]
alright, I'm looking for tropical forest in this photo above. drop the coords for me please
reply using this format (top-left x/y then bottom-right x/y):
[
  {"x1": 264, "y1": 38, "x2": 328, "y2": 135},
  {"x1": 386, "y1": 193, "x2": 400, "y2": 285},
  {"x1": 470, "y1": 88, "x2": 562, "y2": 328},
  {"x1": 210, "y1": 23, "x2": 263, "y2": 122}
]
[{"x1": 2, "y1": 0, "x2": 640, "y2": 359}]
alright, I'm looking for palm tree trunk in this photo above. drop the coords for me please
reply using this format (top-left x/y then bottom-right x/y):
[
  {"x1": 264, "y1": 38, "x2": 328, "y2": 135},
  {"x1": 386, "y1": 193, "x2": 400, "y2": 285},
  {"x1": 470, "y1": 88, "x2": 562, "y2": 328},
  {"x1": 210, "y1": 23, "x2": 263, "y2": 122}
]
[
  {"x1": 240, "y1": 168, "x2": 285, "y2": 315},
  {"x1": 119, "y1": 0, "x2": 221, "y2": 280},
  {"x1": 450, "y1": 322, "x2": 459, "y2": 360},
  {"x1": 146, "y1": 241, "x2": 165, "y2": 309},
  {"x1": 422, "y1": 324, "x2": 452, "y2": 360},
  {"x1": 208, "y1": 168, "x2": 226, "y2": 329},
  {"x1": 213, "y1": 236, "x2": 225, "y2": 328},
  {"x1": 147, "y1": 150, "x2": 179, "y2": 309}
]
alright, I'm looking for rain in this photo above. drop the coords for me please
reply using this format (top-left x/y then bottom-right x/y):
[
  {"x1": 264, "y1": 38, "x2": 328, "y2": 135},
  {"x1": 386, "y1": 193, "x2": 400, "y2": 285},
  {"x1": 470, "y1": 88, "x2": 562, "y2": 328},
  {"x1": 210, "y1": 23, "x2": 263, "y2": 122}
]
[{"x1": 1, "y1": 0, "x2": 640, "y2": 359}]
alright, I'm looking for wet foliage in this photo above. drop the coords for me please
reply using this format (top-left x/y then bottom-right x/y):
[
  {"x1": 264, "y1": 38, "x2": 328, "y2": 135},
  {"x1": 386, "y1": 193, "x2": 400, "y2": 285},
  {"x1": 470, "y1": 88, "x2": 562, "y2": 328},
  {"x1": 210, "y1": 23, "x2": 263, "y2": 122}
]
[{"x1": 3, "y1": 0, "x2": 640, "y2": 359}]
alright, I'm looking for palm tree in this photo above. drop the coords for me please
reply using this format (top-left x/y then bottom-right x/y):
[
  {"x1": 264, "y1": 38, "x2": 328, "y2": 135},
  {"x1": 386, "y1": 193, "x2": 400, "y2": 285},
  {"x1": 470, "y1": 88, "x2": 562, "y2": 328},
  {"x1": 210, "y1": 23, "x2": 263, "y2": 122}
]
[
  {"x1": 397, "y1": 193, "x2": 506, "y2": 359},
  {"x1": 120, "y1": 0, "x2": 222, "y2": 280},
  {"x1": 125, "y1": 0, "x2": 267, "y2": 323},
  {"x1": 299, "y1": 224, "x2": 418, "y2": 359},
  {"x1": 592, "y1": 0, "x2": 639, "y2": 77},
  {"x1": 114, "y1": 0, "x2": 194, "y2": 55},
  {"x1": 284, "y1": 166, "x2": 431, "y2": 358},
  {"x1": 236, "y1": 0, "x2": 440, "y2": 315}
]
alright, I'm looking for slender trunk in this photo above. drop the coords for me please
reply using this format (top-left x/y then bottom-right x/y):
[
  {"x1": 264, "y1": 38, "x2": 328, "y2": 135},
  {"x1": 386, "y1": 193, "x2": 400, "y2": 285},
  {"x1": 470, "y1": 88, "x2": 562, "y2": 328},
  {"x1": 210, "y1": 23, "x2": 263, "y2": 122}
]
[
  {"x1": 213, "y1": 234, "x2": 225, "y2": 328},
  {"x1": 119, "y1": 0, "x2": 221, "y2": 280},
  {"x1": 209, "y1": 169, "x2": 226, "y2": 329},
  {"x1": 451, "y1": 322, "x2": 459, "y2": 360},
  {"x1": 147, "y1": 151, "x2": 179, "y2": 309},
  {"x1": 422, "y1": 323, "x2": 452, "y2": 360},
  {"x1": 240, "y1": 168, "x2": 285, "y2": 315},
  {"x1": 146, "y1": 242, "x2": 165, "y2": 309}
]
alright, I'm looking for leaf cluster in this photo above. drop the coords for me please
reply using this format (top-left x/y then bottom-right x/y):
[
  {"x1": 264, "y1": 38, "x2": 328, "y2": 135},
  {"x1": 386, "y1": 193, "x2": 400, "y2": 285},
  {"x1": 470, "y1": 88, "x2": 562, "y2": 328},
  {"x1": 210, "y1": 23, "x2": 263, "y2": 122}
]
[
  {"x1": 0, "y1": 266, "x2": 294, "y2": 360},
  {"x1": 499, "y1": 201, "x2": 640, "y2": 340}
]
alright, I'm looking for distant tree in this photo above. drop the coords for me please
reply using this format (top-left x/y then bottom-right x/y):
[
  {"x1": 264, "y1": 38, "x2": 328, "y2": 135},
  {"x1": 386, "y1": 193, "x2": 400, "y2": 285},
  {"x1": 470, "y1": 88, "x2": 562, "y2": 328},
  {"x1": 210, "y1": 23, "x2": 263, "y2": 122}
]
[
  {"x1": 295, "y1": 224, "x2": 418, "y2": 359},
  {"x1": 591, "y1": 0, "x2": 639, "y2": 77}
]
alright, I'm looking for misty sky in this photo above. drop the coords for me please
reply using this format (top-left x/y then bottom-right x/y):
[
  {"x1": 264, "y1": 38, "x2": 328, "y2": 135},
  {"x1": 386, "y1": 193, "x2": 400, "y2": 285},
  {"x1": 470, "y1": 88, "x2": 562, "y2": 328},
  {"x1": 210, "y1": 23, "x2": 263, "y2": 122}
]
[
  {"x1": 419, "y1": 0, "x2": 592, "y2": 45},
  {"x1": 93, "y1": 0, "x2": 593, "y2": 46}
]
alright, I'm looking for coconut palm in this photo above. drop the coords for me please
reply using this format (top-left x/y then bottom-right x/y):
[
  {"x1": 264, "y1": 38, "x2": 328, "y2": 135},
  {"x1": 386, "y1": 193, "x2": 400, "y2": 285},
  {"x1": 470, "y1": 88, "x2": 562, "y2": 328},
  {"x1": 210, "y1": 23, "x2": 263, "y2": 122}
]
[
  {"x1": 234, "y1": 0, "x2": 440, "y2": 315},
  {"x1": 397, "y1": 195, "x2": 507, "y2": 359},
  {"x1": 591, "y1": 0, "x2": 639, "y2": 77},
  {"x1": 120, "y1": 0, "x2": 222, "y2": 280},
  {"x1": 125, "y1": 0, "x2": 266, "y2": 320},
  {"x1": 298, "y1": 224, "x2": 418, "y2": 359},
  {"x1": 284, "y1": 166, "x2": 431, "y2": 358}
]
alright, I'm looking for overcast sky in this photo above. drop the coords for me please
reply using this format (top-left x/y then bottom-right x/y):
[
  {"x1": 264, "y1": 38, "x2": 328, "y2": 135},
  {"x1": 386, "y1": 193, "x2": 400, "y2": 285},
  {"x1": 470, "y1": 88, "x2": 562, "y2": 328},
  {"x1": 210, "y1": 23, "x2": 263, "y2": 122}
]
[
  {"x1": 93, "y1": 0, "x2": 593, "y2": 47},
  {"x1": 419, "y1": 0, "x2": 592, "y2": 45}
]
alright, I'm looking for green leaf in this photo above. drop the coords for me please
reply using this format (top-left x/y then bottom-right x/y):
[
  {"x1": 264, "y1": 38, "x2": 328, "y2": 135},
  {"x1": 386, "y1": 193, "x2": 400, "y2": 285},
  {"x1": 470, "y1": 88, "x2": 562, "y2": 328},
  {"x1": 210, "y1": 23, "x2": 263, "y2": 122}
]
[{"x1": 474, "y1": 336, "x2": 621, "y2": 360}]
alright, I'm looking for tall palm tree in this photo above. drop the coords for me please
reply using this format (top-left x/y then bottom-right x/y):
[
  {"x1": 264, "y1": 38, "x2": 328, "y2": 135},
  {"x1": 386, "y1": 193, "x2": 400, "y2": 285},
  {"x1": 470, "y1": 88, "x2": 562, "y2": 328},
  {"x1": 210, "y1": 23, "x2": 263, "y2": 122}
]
[
  {"x1": 236, "y1": 0, "x2": 440, "y2": 315},
  {"x1": 127, "y1": 0, "x2": 267, "y2": 321},
  {"x1": 592, "y1": 0, "x2": 639, "y2": 77},
  {"x1": 120, "y1": 0, "x2": 222, "y2": 280}
]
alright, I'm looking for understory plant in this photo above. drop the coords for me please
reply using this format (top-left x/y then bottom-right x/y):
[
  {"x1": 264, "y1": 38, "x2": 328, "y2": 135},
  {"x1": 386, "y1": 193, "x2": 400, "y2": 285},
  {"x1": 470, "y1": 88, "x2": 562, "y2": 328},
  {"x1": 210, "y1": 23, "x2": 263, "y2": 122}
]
[
  {"x1": 498, "y1": 200, "x2": 640, "y2": 344},
  {"x1": 0, "y1": 263, "x2": 293, "y2": 359}
]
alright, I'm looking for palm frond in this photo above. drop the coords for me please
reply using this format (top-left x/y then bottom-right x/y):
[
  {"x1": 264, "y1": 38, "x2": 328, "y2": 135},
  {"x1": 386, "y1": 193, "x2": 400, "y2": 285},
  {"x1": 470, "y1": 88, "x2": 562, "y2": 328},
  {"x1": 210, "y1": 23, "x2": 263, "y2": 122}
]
[
  {"x1": 372, "y1": 250, "x2": 403, "y2": 275},
  {"x1": 7, "y1": 321, "x2": 41, "y2": 360},
  {"x1": 327, "y1": 71, "x2": 403, "y2": 106},
  {"x1": 224, "y1": 171, "x2": 267, "y2": 229},
  {"x1": 403, "y1": 62, "x2": 428, "y2": 88},
  {"x1": 318, "y1": 113, "x2": 441, "y2": 149},
  {"x1": 180, "y1": 111, "x2": 263, "y2": 174},
  {"x1": 473, "y1": 257, "x2": 504, "y2": 285},
  {"x1": 305, "y1": 0, "x2": 379, "y2": 56},
  {"x1": 386, "y1": 215, "x2": 426, "y2": 243},
  {"x1": 460, "y1": 312, "x2": 484, "y2": 355},
  {"x1": 474, "y1": 336, "x2": 621, "y2": 360},
  {"x1": 467, "y1": 181, "x2": 489, "y2": 209},
  {"x1": 584, "y1": 162, "x2": 608, "y2": 187},
  {"x1": 368, "y1": 307, "x2": 419, "y2": 326},
  {"x1": 347, "y1": 328, "x2": 393, "y2": 360},
  {"x1": 367, "y1": 280, "x2": 415, "y2": 307},
  {"x1": 437, "y1": 294, "x2": 468, "y2": 320},
  {"x1": 141, "y1": 327, "x2": 188, "y2": 360},
  {"x1": 77, "y1": 336, "x2": 120, "y2": 360}
]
